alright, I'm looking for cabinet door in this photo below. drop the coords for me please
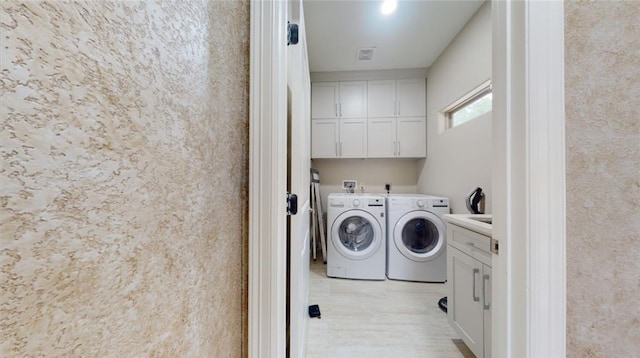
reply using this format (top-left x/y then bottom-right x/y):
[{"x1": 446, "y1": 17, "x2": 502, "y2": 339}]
[
  {"x1": 367, "y1": 118, "x2": 396, "y2": 158},
  {"x1": 312, "y1": 82, "x2": 339, "y2": 119},
  {"x1": 367, "y1": 80, "x2": 396, "y2": 117},
  {"x1": 339, "y1": 81, "x2": 367, "y2": 118},
  {"x1": 397, "y1": 79, "x2": 426, "y2": 117},
  {"x1": 339, "y1": 118, "x2": 367, "y2": 158},
  {"x1": 311, "y1": 119, "x2": 339, "y2": 158},
  {"x1": 448, "y1": 246, "x2": 485, "y2": 358},
  {"x1": 396, "y1": 117, "x2": 426, "y2": 157},
  {"x1": 483, "y1": 264, "x2": 492, "y2": 358}
]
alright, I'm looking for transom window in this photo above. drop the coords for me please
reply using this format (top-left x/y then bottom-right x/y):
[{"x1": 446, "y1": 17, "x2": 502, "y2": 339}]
[{"x1": 443, "y1": 80, "x2": 492, "y2": 130}]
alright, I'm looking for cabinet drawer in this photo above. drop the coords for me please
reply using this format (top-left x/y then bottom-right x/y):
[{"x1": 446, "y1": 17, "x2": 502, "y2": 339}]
[{"x1": 449, "y1": 225, "x2": 491, "y2": 257}]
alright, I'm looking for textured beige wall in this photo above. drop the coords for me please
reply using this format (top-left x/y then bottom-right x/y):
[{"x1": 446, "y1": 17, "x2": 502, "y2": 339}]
[
  {"x1": 565, "y1": 1, "x2": 640, "y2": 356},
  {"x1": 1, "y1": 1, "x2": 249, "y2": 356}
]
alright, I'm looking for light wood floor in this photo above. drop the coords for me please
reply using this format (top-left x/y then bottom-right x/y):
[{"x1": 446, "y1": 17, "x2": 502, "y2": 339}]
[{"x1": 305, "y1": 259, "x2": 475, "y2": 358}]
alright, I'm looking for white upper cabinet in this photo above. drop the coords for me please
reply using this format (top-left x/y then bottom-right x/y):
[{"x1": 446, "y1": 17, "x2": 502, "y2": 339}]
[
  {"x1": 311, "y1": 81, "x2": 367, "y2": 119},
  {"x1": 367, "y1": 117, "x2": 426, "y2": 158},
  {"x1": 311, "y1": 82, "x2": 339, "y2": 119},
  {"x1": 311, "y1": 118, "x2": 367, "y2": 159},
  {"x1": 396, "y1": 117, "x2": 427, "y2": 157},
  {"x1": 367, "y1": 117, "x2": 396, "y2": 158},
  {"x1": 396, "y1": 79, "x2": 426, "y2": 117},
  {"x1": 311, "y1": 77, "x2": 425, "y2": 159},
  {"x1": 367, "y1": 80, "x2": 397, "y2": 118},
  {"x1": 367, "y1": 79, "x2": 426, "y2": 118},
  {"x1": 339, "y1": 81, "x2": 367, "y2": 118},
  {"x1": 339, "y1": 118, "x2": 367, "y2": 158},
  {"x1": 311, "y1": 119, "x2": 339, "y2": 158},
  {"x1": 366, "y1": 78, "x2": 426, "y2": 158}
]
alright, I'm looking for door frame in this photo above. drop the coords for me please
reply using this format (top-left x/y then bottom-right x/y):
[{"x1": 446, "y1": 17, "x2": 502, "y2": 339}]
[
  {"x1": 491, "y1": 1, "x2": 566, "y2": 356},
  {"x1": 248, "y1": 1, "x2": 287, "y2": 357},
  {"x1": 248, "y1": 0, "x2": 566, "y2": 357}
]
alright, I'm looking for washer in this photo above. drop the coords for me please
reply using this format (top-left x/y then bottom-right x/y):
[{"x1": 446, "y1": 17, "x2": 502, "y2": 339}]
[
  {"x1": 327, "y1": 193, "x2": 386, "y2": 280},
  {"x1": 386, "y1": 194, "x2": 450, "y2": 282}
]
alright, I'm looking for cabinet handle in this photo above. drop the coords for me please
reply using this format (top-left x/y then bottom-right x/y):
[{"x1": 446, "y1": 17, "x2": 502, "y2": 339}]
[
  {"x1": 340, "y1": 142, "x2": 343, "y2": 156},
  {"x1": 483, "y1": 274, "x2": 491, "y2": 310},
  {"x1": 472, "y1": 268, "x2": 480, "y2": 302},
  {"x1": 335, "y1": 103, "x2": 338, "y2": 117},
  {"x1": 393, "y1": 141, "x2": 397, "y2": 156},
  {"x1": 339, "y1": 103, "x2": 342, "y2": 117},
  {"x1": 398, "y1": 101, "x2": 401, "y2": 116},
  {"x1": 394, "y1": 101, "x2": 397, "y2": 116},
  {"x1": 397, "y1": 141, "x2": 401, "y2": 156},
  {"x1": 335, "y1": 142, "x2": 338, "y2": 157}
]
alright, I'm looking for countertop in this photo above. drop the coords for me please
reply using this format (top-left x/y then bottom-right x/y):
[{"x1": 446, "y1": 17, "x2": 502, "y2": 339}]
[{"x1": 443, "y1": 214, "x2": 492, "y2": 237}]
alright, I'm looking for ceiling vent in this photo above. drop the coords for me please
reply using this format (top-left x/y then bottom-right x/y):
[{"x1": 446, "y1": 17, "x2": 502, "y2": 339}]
[{"x1": 356, "y1": 47, "x2": 376, "y2": 61}]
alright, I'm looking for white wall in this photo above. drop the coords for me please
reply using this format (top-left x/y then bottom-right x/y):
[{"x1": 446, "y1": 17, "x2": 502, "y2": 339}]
[
  {"x1": 417, "y1": 1, "x2": 492, "y2": 214},
  {"x1": 311, "y1": 159, "x2": 418, "y2": 211}
]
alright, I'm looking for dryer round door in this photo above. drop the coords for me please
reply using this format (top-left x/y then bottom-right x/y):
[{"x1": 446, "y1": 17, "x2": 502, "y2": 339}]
[
  {"x1": 393, "y1": 210, "x2": 446, "y2": 262},
  {"x1": 331, "y1": 210, "x2": 383, "y2": 260}
]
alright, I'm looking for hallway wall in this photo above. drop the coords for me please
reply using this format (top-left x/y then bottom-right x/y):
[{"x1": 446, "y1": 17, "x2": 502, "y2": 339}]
[
  {"x1": 565, "y1": 1, "x2": 640, "y2": 356},
  {"x1": 1, "y1": 1, "x2": 249, "y2": 356}
]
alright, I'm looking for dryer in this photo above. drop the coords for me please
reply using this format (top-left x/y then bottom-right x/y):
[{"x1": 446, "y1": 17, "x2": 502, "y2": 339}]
[
  {"x1": 386, "y1": 194, "x2": 450, "y2": 282},
  {"x1": 327, "y1": 193, "x2": 386, "y2": 280}
]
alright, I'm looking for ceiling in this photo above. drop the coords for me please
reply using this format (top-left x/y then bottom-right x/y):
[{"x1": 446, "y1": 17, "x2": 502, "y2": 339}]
[{"x1": 303, "y1": 0, "x2": 485, "y2": 73}]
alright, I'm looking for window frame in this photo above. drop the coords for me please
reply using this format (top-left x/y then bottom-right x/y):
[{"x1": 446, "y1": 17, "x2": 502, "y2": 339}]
[{"x1": 442, "y1": 79, "x2": 493, "y2": 130}]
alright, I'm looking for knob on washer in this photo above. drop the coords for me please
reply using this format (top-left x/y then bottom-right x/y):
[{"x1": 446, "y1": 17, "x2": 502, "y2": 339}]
[{"x1": 353, "y1": 199, "x2": 360, "y2": 206}]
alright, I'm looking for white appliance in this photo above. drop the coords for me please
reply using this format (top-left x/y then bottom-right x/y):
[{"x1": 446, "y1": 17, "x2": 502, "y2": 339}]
[
  {"x1": 327, "y1": 193, "x2": 386, "y2": 280},
  {"x1": 386, "y1": 194, "x2": 450, "y2": 282}
]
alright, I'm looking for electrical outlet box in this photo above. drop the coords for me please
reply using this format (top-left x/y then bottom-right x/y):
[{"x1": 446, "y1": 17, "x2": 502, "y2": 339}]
[{"x1": 342, "y1": 180, "x2": 357, "y2": 191}]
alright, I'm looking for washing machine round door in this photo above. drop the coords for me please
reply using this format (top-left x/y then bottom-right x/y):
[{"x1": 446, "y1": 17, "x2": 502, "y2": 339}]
[
  {"x1": 331, "y1": 210, "x2": 382, "y2": 260},
  {"x1": 393, "y1": 210, "x2": 446, "y2": 262}
]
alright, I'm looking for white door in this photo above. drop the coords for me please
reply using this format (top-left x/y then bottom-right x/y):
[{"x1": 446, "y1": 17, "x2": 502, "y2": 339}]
[{"x1": 287, "y1": 1, "x2": 311, "y2": 357}]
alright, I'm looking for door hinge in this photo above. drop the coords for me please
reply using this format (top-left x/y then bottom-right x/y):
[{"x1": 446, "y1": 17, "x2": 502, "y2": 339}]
[
  {"x1": 286, "y1": 193, "x2": 298, "y2": 215},
  {"x1": 491, "y1": 238, "x2": 499, "y2": 255},
  {"x1": 287, "y1": 21, "x2": 299, "y2": 46}
]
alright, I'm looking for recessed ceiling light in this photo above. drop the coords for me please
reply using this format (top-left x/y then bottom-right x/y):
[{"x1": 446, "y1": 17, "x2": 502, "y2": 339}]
[{"x1": 381, "y1": 0, "x2": 397, "y2": 15}]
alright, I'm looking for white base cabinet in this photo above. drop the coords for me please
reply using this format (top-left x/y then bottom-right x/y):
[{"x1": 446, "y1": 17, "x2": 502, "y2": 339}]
[{"x1": 447, "y1": 224, "x2": 492, "y2": 358}]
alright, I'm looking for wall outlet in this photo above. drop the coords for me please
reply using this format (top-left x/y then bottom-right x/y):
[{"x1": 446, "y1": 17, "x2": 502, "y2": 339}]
[{"x1": 342, "y1": 180, "x2": 357, "y2": 191}]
